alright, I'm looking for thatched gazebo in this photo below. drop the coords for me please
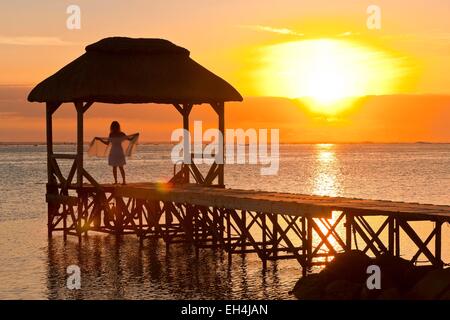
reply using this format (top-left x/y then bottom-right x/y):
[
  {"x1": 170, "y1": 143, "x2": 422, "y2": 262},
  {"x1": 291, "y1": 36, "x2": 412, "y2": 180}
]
[{"x1": 28, "y1": 37, "x2": 243, "y2": 191}]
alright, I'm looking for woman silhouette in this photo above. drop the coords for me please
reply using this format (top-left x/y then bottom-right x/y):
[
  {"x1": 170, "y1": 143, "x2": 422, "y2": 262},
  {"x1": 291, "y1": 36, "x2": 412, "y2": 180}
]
[
  {"x1": 108, "y1": 121, "x2": 128, "y2": 185},
  {"x1": 88, "y1": 121, "x2": 139, "y2": 185}
]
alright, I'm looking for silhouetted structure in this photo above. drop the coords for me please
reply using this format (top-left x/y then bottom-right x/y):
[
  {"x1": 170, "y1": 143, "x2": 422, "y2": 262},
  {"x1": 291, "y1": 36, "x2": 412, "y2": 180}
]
[
  {"x1": 29, "y1": 37, "x2": 242, "y2": 188},
  {"x1": 29, "y1": 37, "x2": 449, "y2": 274}
]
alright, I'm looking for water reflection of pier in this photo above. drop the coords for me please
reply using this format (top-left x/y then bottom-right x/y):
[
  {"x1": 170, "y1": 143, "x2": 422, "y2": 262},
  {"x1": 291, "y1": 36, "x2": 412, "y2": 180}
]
[{"x1": 46, "y1": 236, "x2": 289, "y2": 299}]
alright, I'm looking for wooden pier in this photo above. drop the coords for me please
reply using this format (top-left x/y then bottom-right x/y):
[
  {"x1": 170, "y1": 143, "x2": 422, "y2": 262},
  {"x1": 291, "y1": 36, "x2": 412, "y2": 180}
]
[
  {"x1": 46, "y1": 182, "x2": 450, "y2": 273},
  {"x1": 28, "y1": 37, "x2": 450, "y2": 275}
]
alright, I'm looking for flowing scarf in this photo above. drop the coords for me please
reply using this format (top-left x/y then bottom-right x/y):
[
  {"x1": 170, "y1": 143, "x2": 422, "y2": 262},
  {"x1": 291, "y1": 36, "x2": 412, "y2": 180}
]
[{"x1": 87, "y1": 133, "x2": 139, "y2": 157}]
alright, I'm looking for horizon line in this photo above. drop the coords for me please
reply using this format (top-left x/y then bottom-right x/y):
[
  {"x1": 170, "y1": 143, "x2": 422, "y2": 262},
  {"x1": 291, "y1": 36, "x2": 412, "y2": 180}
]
[
  {"x1": 2, "y1": 84, "x2": 450, "y2": 100},
  {"x1": 1, "y1": 141, "x2": 450, "y2": 145}
]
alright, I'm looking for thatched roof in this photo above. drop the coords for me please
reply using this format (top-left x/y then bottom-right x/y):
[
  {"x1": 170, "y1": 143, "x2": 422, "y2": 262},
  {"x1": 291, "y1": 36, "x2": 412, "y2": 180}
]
[{"x1": 28, "y1": 37, "x2": 243, "y2": 104}]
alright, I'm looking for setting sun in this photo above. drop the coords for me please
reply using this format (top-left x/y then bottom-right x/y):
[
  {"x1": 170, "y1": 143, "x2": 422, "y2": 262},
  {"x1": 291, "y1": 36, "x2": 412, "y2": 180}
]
[{"x1": 256, "y1": 39, "x2": 411, "y2": 114}]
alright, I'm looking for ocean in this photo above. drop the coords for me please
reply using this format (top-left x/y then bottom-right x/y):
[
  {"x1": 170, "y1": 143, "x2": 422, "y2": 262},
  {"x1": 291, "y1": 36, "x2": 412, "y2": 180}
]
[{"x1": 0, "y1": 143, "x2": 449, "y2": 299}]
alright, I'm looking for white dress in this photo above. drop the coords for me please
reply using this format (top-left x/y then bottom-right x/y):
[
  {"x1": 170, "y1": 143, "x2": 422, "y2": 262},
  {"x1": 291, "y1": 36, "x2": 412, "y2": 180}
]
[
  {"x1": 87, "y1": 133, "x2": 139, "y2": 166},
  {"x1": 108, "y1": 135, "x2": 127, "y2": 166}
]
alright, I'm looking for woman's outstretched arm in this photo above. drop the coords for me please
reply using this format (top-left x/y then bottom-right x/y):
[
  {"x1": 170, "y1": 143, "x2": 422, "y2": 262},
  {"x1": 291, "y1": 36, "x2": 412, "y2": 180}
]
[
  {"x1": 95, "y1": 137, "x2": 110, "y2": 145},
  {"x1": 126, "y1": 133, "x2": 139, "y2": 141}
]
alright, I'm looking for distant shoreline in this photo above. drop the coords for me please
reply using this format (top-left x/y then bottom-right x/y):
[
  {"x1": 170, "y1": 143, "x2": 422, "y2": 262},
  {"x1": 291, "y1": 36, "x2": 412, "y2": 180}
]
[{"x1": 1, "y1": 141, "x2": 450, "y2": 146}]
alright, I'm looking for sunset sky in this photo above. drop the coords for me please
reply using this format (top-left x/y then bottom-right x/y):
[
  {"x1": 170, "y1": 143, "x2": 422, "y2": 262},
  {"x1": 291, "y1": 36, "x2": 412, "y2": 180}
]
[{"x1": 1, "y1": 0, "x2": 450, "y2": 142}]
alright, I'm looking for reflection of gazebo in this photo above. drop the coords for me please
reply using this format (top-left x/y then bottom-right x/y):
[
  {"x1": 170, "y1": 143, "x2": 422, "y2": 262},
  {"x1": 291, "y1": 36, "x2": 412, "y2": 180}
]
[{"x1": 28, "y1": 37, "x2": 243, "y2": 192}]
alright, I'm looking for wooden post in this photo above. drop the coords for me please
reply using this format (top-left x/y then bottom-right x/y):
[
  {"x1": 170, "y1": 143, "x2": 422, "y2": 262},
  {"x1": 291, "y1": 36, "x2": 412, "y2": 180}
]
[
  {"x1": 46, "y1": 102, "x2": 62, "y2": 183},
  {"x1": 75, "y1": 102, "x2": 84, "y2": 187},
  {"x1": 241, "y1": 210, "x2": 246, "y2": 252},
  {"x1": 262, "y1": 213, "x2": 267, "y2": 268},
  {"x1": 306, "y1": 217, "x2": 313, "y2": 274},
  {"x1": 388, "y1": 216, "x2": 395, "y2": 255},
  {"x1": 226, "y1": 210, "x2": 232, "y2": 263},
  {"x1": 301, "y1": 216, "x2": 306, "y2": 262},
  {"x1": 194, "y1": 207, "x2": 199, "y2": 257},
  {"x1": 173, "y1": 103, "x2": 192, "y2": 182},
  {"x1": 209, "y1": 102, "x2": 225, "y2": 187},
  {"x1": 395, "y1": 218, "x2": 400, "y2": 257},
  {"x1": 217, "y1": 102, "x2": 225, "y2": 187},
  {"x1": 46, "y1": 102, "x2": 61, "y2": 236},
  {"x1": 46, "y1": 104, "x2": 54, "y2": 237},
  {"x1": 183, "y1": 104, "x2": 193, "y2": 183},
  {"x1": 182, "y1": 105, "x2": 190, "y2": 165},
  {"x1": 46, "y1": 104, "x2": 55, "y2": 185},
  {"x1": 272, "y1": 214, "x2": 278, "y2": 258},
  {"x1": 435, "y1": 220, "x2": 442, "y2": 267},
  {"x1": 345, "y1": 212, "x2": 353, "y2": 251}
]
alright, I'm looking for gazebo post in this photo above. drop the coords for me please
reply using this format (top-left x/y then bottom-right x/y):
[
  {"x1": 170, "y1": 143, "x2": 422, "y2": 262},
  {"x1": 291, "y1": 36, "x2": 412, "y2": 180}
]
[
  {"x1": 75, "y1": 102, "x2": 84, "y2": 187},
  {"x1": 210, "y1": 102, "x2": 225, "y2": 187},
  {"x1": 182, "y1": 103, "x2": 193, "y2": 165},
  {"x1": 174, "y1": 102, "x2": 225, "y2": 186},
  {"x1": 173, "y1": 103, "x2": 193, "y2": 183},
  {"x1": 217, "y1": 102, "x2": 225, "y2": 187},
  {"x1": 74, "y1": 101, "x2": 93, "y2": 188},
  {"x1": 46, "y1": 103, "x2": 57, "y2": 185},
  {"x1": 46, "y1": 102, "x2": 60, "y2": 236}
]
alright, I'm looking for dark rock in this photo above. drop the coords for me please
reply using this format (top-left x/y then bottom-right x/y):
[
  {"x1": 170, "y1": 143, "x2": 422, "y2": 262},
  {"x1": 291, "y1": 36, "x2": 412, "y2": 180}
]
[
  {"x1": 291, "y1": 273, "x2": 331, "y2": 300},
  {"x1": 321, "y1": 250, "x2": 372, "y2": 283},
  {"x1": 402, "y1": 266, "x2": 431, "y2": 291},
  {"x1": 291, "y1": 250, "x2": 439, "y2": 300},
  {"x1": 407, "y1": 267, "x2": 450, "y2": 300},
  {"x1": 439, "y1": 289, "x2": 450, "y2": 300},
  {"x1": 372, "y1": 254, "x2": 420, "y2": 291},
  {"x1": 359, "y1": 286, "x2": 382, "y2": 300},
  {"x1": 323, "y1": 280, "x2": 362, "y2": 300},
  {"x1": 377, "y1": 288, "x2": 402, "y2": 300}
]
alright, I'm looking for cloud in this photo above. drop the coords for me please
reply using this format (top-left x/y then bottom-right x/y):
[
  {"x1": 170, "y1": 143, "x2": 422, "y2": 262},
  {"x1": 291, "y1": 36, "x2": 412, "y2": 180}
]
[
  {"x1": 241, "y1": 25, "x2": 304, "y2": 37},
  {"x1": 380, "y1": 33, "x2": 450, "y2": 41},
  {"x1": 242, "y1": 26, "x2": 364, "y2": 39},
  {"x1": 0, "y1": 36, "x2": 74, "y2": 46},
  {"x1": 337, "y1": 31, "x2": 360, "y2": 37}
]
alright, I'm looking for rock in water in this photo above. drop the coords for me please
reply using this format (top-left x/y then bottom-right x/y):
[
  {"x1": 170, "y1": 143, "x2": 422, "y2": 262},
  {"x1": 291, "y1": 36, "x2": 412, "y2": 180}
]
[
  {"x1": 290, "y1": 250, "x2": 443, "y2": 300},
  {"x1": 439, "y1": 289, "x2": 450, "y2": 300},
  {"x1": 376, "y1": 287, "x2": 402, "y2": 300},
  {"x1": 323, "y1": 280, "x2": 362, "y2": 300},
  {"x1": 321, "y1": 250, "x2": 372, "y2": 283},
  {"x1": 407, "y1": 268, "x2": 450, "y2": 300},
  {"x1": 372, "y1": 254, "x2": 422, "y2": 291},
  {"x1": 291, "y1": 273, "x2": 331, "y2": 300}
]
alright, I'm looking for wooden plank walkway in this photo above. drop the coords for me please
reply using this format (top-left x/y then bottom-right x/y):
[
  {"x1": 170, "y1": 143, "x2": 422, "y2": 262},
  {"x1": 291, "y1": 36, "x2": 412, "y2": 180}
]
[{"x1": 84, "y1": 182, "x2": 450, "y2": 221}]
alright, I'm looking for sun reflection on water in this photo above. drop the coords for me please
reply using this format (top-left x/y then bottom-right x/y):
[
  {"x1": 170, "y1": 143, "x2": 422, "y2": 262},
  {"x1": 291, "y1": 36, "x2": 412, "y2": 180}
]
[
  {"x1": 311, "y1": 144, "x2": 345, "y2": 259},
  {"x1": 313, "y1": 144, "x2": 341, "y2": 197}
]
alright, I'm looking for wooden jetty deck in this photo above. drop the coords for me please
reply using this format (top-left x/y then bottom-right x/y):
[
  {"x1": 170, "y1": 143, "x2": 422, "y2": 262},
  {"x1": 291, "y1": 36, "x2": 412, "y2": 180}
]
[
  {"x1": 47, "y1": 182, "x2": 450, "y2": 273},
  {"x1": 113, "y1": 183, "x2": 450, "y2": 219}
]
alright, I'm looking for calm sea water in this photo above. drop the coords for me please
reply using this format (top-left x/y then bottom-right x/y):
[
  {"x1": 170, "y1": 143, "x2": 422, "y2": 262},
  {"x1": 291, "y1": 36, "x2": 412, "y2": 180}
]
[{"x1": 0, "y1": 143, "x2": 449, "y2": 299}]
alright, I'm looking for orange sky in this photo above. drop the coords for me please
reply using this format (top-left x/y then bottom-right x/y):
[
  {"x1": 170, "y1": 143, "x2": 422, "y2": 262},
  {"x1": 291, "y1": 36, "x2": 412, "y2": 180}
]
[{"x1": 1, "y1": 0, "x2": 450, "y2": 142}]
